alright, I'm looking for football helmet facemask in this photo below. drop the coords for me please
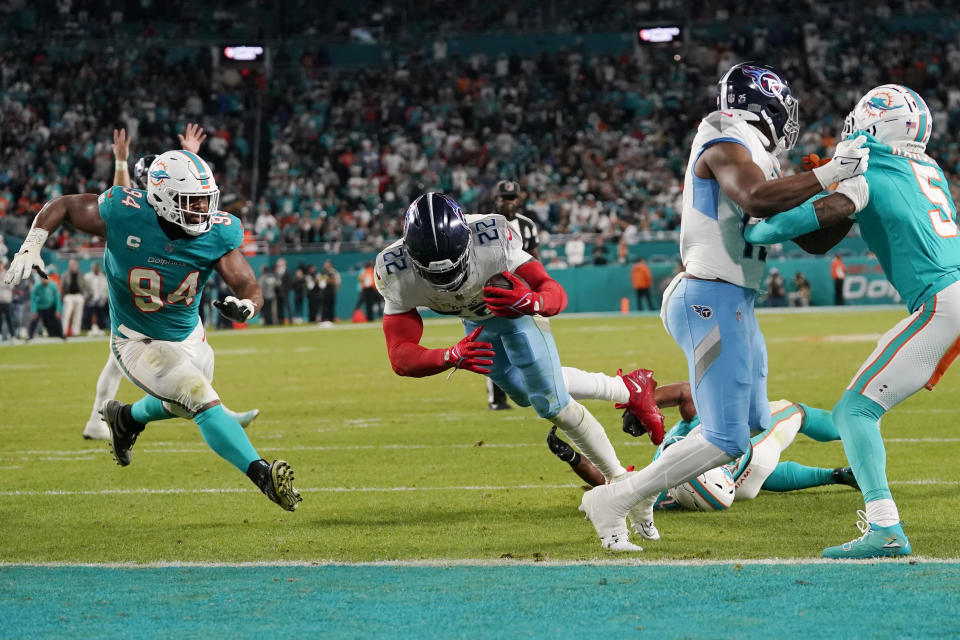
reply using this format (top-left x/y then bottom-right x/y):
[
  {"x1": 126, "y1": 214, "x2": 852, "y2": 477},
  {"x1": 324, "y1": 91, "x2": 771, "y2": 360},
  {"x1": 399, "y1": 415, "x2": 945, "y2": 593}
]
[
  {"x1": 402, "y1": 192, "x2": 471, "y2": 291},
  {"x1": 146, "y1": 150, "x2": 220, "y2": 236},
  {"x1": 718, "y1": 62, "x2": 799, "y2": 154},
  {"x1": 841, "y1": 84, "x2": 932, "y2": 153}
]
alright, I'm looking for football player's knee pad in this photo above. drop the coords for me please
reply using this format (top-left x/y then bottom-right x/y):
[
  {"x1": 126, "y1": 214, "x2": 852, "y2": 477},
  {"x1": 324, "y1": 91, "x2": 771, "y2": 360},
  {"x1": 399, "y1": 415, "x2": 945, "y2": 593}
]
[
  {"x1": 163, "y1": 401, "x2": 193, "y2": 419},
  {"x1": 173, "y1": 373, "x2": 219, "y2": 415}
]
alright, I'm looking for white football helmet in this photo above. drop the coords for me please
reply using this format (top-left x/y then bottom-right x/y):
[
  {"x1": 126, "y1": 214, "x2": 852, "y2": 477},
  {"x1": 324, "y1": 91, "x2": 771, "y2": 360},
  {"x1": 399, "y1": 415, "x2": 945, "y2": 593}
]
[
  {"x1": 842, "y1": 84, "x2": 932, "y2": 153},
  {"x1": 668, "y1": 466, "x2": 736, "y2": 511},
  {"x1": 146, "y1": 150, "x2": 220, "y2": 235}
]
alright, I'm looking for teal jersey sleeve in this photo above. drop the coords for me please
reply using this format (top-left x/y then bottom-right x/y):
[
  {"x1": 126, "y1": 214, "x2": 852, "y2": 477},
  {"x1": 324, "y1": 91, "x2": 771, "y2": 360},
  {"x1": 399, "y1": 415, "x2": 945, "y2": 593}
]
[
  {"x1": 848, "y1": 132, "x2": 960, "y2": 311},
  {"x1": 102, "y1": 193, "x2": 244, "y2": 341}
]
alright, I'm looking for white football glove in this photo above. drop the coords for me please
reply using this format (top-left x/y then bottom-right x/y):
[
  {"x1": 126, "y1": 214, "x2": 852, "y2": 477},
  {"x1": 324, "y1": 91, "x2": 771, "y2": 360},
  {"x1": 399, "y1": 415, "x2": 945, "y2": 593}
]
[
  {"x1": 4, "y1": 227, "x2": 49, "y2": 285},
  {"x1": 834, "y1": 175, "x2": 870, "y2": 215},
  {"x1": 813, "y1": 135, "x2": 870, "y2": 189},
  {"x1": 213, "y1": 296, "x2": 257, "y2": 323}
]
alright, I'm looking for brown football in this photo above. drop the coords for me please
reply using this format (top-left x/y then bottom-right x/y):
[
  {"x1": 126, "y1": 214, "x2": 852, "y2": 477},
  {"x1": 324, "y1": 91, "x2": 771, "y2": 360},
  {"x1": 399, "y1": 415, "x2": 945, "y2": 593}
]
[{"x1": 485, "y1": 272, "x2": 514, "y2": 289}]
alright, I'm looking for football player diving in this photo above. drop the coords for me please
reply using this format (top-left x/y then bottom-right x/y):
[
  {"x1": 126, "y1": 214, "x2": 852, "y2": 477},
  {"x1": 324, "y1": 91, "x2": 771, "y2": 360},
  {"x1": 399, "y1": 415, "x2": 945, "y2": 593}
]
[
  {"x1": 5, "y1": 147, "x2": 302, "y2": 512},
  {"x1": 376, "y1": 192, "x2": 650, "y2": 514}
]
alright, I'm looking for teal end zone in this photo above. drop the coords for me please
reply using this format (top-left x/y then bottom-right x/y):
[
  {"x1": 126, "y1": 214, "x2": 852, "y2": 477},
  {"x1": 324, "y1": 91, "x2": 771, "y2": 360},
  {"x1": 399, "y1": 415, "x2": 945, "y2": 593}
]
[{"x1": 2, "y1": 564, "x2": 959, "y2": 639}]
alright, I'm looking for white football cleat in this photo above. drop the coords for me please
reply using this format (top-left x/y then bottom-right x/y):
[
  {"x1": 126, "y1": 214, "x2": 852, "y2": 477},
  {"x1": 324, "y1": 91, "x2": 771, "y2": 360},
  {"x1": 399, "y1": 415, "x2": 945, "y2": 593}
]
[
  {"x1": 234, "y1": 409, "x2": 260, "y2": 429},
  {"x1": 82, "y1": 418, "x2": 110, "y2": 441},
  {"x1": 579, "y1": 485, "x2": 641, "y2": 551},
  {"x1": 628, "y1": 496, "x2": 660, "y2": 540}
]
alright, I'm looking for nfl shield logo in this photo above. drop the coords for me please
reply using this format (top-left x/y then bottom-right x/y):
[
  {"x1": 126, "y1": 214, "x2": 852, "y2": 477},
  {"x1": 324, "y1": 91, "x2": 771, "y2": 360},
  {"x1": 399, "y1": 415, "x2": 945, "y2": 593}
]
[{"x1": 165, "y1": 243, "x2": 175, "y2": 252}]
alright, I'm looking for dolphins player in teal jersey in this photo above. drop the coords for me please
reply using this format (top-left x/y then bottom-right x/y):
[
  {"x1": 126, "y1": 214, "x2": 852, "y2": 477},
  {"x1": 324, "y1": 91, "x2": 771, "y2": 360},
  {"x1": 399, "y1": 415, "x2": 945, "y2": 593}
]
[
  {"x1": 551, "y1": 378, "x2": 857, "y2": 539},
  {"x1": 82, "y1": 125, "x2": 259, "y2": 441},
  {"x1": 746, "y1": 85, "x2": 960, "y2": 558},
  {"x1": 5, "y1": 149, "x2": 302, "y2": 512}
]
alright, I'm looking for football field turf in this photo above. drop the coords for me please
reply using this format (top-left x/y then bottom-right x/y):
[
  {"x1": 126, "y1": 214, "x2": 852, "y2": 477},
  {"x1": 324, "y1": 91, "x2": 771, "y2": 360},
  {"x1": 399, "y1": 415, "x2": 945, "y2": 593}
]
[{"x1": 2, "y1": 310, "x2": 959, "y2": 637}]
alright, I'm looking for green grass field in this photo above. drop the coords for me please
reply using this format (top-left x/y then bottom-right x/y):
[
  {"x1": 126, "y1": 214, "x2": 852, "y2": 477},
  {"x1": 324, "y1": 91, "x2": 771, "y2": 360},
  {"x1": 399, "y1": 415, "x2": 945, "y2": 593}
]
[{"x1": 2, "y1": 309, "x2": 959, "y2": 563}]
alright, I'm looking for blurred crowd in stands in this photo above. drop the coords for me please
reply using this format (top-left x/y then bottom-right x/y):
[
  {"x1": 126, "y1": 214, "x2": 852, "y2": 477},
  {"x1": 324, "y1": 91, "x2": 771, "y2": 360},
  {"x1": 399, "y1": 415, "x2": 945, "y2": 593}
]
[{"x1": 2, "y1": 0, "x2": 959, "y2": 261}]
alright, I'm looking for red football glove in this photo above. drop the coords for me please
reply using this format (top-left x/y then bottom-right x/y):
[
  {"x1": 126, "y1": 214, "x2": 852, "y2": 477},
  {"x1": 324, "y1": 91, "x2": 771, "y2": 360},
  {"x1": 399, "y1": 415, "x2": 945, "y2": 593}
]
[
  {"x1": 483, "y1": 271, "x2": 541, "y2": 318},
  {"x1": 444, "y1": 327, "x2": 495, "y2": 374}
]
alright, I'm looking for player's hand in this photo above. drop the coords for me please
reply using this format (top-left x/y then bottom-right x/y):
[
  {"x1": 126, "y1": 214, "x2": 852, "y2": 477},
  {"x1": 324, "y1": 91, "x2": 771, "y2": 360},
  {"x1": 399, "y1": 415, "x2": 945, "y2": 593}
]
[
  {"x1": 444, "y1": 327, "x2": 494, "y2": 374},
  {"x1": 113, "y1": 128, "x2": 130, "y2": 163},
  {"x1": 834, "y1": 175, "x2": 870, "y2": 214},
  {"x1": 213, "y1": 296, "x2": 256, "y2": 323},
  {"x1": 547, "y1": 426, "x2": 578, "y2": 463},
  {"x1": 4, "y1": 227, "x2": 48, "y2": 285},
  {"x1": 483, "y1": 271, "x2": 541, "y2": 318},
  {"x1": 813, "y1": 135, "x2": 869, "y2": 189},
  {"x1": 179, "y1": 123, "x2": 207, "y2": 154}
]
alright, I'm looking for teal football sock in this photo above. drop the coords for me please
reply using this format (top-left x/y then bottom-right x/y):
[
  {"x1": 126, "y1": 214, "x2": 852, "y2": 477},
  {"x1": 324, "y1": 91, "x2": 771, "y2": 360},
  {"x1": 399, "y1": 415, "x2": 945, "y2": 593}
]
[
  {"x1": 131, "y1": 395, "x2": 174, "y2": 425},
  {"x1": 194, "y1": 404, "x2": 260, "y2": 472},
  {"x1": 761, "y1": 461, "x2": 833, "y2": 491},
  {"x1": 833, "y1": 391, "x2": 891, "y2": 503},
  {"x1": 796, "y1": 404, "x2": 840, "y2": 442}
]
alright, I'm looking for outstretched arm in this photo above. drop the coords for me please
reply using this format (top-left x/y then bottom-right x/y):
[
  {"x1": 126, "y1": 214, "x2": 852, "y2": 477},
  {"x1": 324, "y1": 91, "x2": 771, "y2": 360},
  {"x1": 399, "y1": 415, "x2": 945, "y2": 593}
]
[
  {"x1": 382, "y1": 310, "x2": 493, "y2": 377},
  {"x1": 179, "y1": 123, "x2": 207, "y2": 154},
  {"x1": 113, "y1": 129, "x2": 132, "y2": 188},
  {"x1": 4, "y1": 194, "x2": 105, "y2": 285}
]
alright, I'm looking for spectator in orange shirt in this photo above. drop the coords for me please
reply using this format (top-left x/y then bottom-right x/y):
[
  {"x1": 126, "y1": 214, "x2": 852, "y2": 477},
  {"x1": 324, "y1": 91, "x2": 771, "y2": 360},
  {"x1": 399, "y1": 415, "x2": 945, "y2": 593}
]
[
  {"x1": 631, "y1": 257, "x2": 654, "y2": 311},
  {"x1": 831, "y1": 254, "x2": 846, "y2": 306}
]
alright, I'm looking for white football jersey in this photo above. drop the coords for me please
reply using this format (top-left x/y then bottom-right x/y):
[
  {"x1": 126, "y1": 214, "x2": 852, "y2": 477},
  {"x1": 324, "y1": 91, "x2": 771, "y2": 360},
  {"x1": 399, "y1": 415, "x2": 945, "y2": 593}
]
[
  {"x1": 375, "y1": 213, "x2": 531, "y2": 320},
  {"x1": 680, "y1": 110, "x2": 782, "y2": 290}
]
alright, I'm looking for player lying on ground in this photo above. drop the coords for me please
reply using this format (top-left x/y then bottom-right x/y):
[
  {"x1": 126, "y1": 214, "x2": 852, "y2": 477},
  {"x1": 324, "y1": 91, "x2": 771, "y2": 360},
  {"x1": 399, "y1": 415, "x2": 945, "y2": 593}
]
[
  {"x1": 578, "y1": 62, "x2": 870, "y2": 551},
  {"x1": 745, "y1": 84, "x2": 960, "y2": 558},
  {"x1": 6, "y1": 149, "x2": 302, "y2": 511},
  {"x1": 551, "y1": 378, "x2": 858, "y2": 539},
  {"x1": 377, "y1": 192, "x2": 645, "y2": 492},
  {"x1": 83, "y1": 125, "x2": 258, "y2": 440}
]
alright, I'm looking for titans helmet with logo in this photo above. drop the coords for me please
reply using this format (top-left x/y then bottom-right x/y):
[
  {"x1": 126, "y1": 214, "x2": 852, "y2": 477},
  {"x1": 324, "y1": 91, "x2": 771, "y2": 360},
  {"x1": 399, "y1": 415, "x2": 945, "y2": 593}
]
[
  {"x1": 717, "y1": 62, "x2": 799, "y2": 154},
  {"x1": 133, "y1": 154, "x2": 158, "y2": 189},
  {"x1": 402, "y1": 192, "x2": 472, "y2": 291},
  {"x1": 842, "y1": 84, "x2": 932, "y2": 152}
]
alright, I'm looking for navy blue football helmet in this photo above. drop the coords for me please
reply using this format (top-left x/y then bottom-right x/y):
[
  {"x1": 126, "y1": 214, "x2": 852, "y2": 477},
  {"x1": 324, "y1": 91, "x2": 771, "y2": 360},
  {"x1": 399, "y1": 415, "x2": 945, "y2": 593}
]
[
  {"x1": 717, "y1": 62, "x2": 799, "y2": 153},
  {"x1": 133, "y1": 154, "x2": 158, "y2": 189},
  {"x1": 402, "y1": 192, "x2": 471, "y2": 291}
]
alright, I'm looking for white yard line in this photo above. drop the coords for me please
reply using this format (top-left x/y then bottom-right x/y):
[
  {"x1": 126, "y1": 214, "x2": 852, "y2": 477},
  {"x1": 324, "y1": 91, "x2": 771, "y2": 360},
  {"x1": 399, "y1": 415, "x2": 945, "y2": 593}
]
[
  {"x1": 1, "y1": 478, "x2": 956, "y2": 498},
  {"x1": 25, "y1": 436, "x2": 960, "y2": 458}
]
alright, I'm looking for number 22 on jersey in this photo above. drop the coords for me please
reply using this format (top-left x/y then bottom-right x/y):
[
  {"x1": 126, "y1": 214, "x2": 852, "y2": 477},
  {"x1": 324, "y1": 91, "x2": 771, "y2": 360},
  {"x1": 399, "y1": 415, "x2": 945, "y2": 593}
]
[
  {"x1": 128, "y1": 268, "x2": 199, "y2": 312},
  {"x1": 911, "y1": 161, "x2": 958, "y2": 238}
]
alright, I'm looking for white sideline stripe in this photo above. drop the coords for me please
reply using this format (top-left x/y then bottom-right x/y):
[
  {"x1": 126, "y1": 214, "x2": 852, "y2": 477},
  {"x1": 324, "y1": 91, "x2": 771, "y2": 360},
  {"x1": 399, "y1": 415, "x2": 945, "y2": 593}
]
[
  {"x1": 27, "y1": 436, "x2": 960, "y2": 457},
  {"x1": 1, "y1": 478, "x2": 957, "y2": 498},
  {"x1": 2, "y1": 557, "x2": 957, "y2": 568}
]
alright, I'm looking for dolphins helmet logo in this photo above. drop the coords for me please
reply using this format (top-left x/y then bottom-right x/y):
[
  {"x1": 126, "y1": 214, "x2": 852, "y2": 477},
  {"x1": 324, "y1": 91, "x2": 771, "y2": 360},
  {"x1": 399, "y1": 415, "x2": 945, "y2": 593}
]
[
  {"x1": 149, "y1": 162, "x2": 171, "y2": 187},
  {"x1": 863, "y1": 90, "x2": 903, "y2": 118},
  {"x1": 740, "y1": 65, "x2": 785, "y2": 98}
]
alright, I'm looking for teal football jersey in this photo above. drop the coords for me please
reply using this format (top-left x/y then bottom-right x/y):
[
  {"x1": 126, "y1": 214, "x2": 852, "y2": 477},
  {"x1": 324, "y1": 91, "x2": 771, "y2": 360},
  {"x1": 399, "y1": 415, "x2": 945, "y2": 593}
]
[
  {"x1": 97, "y1": 186, "x2": 243, "y2": 340},
  {"x1": 856, "y1": 133, "x2": 960, "y2": 312}
]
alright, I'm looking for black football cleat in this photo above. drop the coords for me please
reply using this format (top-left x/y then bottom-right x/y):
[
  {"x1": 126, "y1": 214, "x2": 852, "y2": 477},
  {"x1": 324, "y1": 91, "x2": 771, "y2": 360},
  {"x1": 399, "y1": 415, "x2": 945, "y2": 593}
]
[
  {"x1": 100, "y1": 400, "x2": 145, "y2": 467},
  {"x1": 247, "y1": 459, "x2": 302, "y2": 511},
  {"x1": 832, "y1": 466, "x2": 860, "y2": 490}
]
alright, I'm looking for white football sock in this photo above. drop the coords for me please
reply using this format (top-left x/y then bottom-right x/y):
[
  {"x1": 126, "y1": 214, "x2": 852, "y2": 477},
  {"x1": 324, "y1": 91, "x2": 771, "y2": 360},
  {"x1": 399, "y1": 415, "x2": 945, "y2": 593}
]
[
  {"x1": 865, "y1": 498, "x2": 900, "y2": 527},
  {"x1": 550, "y1": 400, "x2": 626, "y2": 480},
  {"x1": 606, "y1": 431, "x2": 732, "y2": 516},
  {"x1": 561, "y1": 367, "x2": 629, "y2": 404},
  {"x1": 90, "y1": 356, "x2": 123, "y2": 423}
]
